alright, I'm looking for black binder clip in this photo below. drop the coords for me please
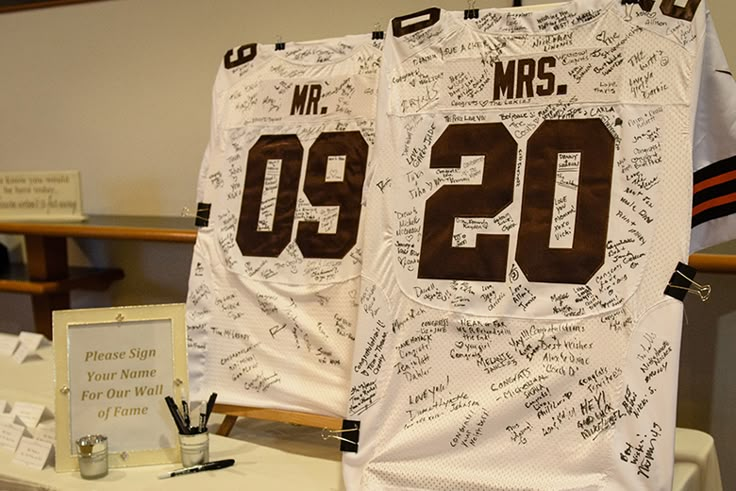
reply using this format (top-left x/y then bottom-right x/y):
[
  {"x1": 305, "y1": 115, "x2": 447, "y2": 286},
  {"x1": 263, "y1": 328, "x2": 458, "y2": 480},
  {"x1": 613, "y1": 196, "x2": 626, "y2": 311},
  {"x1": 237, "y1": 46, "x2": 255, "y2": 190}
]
[
  {"x1": 464, "y1": 0, "x2": 479, "y2": 19},
  {"x1": 664, "y1": 262, "x2": 711, "y2": 302},
  {"x1": 0, "y1": 243, "x2": 8, "y2": 275},
  {"x1": 275, "y1": 35, "x2": 285, "y2": 51},
  {"x1": 621, "y1": 0, "x2": 654, "y2": 6},
  {"x1": 372, "y1": 21, "x2": 384, "y2": 40},
  {"x1": 322, "y1": 419, "x2": 360, "y2": 453},
  {"x1": 464, "y1": 9, "x2": 479, "y2": 19},
  {"x1": 195, "y1": 202, "x2": 212, "y2": 227},
  {"x1": 181, "y1": 203, "x2": 211, "y2": 227}
]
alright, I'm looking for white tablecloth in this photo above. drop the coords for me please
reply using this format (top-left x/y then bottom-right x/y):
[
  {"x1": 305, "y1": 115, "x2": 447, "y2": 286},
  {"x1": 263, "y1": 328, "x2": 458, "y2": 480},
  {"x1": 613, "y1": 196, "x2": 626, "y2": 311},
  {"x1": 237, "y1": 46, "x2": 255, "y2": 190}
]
[{"x1": 0, "y1": 336, "x2": 342, "y2": 490}]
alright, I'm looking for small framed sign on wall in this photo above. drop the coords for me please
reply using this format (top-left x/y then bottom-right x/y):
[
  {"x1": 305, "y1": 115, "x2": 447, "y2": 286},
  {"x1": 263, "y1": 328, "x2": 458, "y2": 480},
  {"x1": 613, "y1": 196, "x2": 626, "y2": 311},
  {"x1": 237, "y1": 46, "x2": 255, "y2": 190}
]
[{"x1": 0, "y1": 1, "x2": 109, "y2": 14}]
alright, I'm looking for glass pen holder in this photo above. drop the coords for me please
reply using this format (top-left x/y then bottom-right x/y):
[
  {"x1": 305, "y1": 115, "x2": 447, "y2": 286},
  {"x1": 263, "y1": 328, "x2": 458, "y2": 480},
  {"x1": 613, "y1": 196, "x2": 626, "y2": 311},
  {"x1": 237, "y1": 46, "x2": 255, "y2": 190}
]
[
  {"x1": 179, "y1": 430, "x2": 209, "y2": 467},
  {"x1": 76, "y1": 434, "x2": 108, "y2": 479}
]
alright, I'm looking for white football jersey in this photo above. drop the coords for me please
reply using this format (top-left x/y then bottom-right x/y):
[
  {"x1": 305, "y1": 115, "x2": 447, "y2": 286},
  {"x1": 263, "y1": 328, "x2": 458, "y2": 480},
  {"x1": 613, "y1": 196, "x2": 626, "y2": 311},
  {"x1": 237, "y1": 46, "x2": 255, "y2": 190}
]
[
  {"x1": 344, "y1": 1, "x2": 736, "y2": 490},
  {"x1": 186, "y1": 34, "x2": 382, "y2": 416}
]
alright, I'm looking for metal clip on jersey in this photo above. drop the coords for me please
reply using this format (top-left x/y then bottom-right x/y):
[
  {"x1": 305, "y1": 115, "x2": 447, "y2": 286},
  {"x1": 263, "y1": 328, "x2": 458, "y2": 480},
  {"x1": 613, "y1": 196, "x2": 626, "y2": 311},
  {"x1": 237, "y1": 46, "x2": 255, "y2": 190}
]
[
  {"x1": 181, "y1": 203, "x2": 211, "y2": 227},
  {"x1": 665, "y1": 262, "x2": 711, "y2": 302},
  {"x1": 464, "y1": 0, "x2": 479, "y2": 20},
  {"x1": 372, "y1": 21, "x2": 384, "y2": 40},
  {"x1": 322, "y1": 420, "x2": 360, "y2": 453}
]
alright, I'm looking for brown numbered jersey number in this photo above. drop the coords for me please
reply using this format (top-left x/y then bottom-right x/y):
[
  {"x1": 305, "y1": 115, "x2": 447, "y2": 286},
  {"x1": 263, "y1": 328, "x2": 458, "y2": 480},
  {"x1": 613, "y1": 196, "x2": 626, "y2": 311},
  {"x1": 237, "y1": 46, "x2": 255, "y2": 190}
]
[
  {"x1": 638, "y1": 0, "x2": 701, "y2": 22},
  {"x1": 237, "y1": 131, "x2": 368, "y2": 259},
  {"x1": 417, "y1": 119, "x2": 615, "y2": 285},
  {"x1": 417, "y1": 124, "x2": 516, "y2": 282}
]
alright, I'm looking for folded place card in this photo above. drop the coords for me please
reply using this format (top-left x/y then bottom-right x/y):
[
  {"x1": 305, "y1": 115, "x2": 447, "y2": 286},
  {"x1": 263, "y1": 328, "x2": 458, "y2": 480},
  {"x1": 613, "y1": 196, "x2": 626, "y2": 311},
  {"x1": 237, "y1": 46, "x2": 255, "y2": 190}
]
[
  {"x1": 12, "y1": 343, "x2": 32, "y2": 364},
  {"x1": 13, "y1": 437, "x2": 53, "y2": 470},
  {"x1": 0, "y1": 423, "x2": 26, "y2": 452},
  {"x1": 0, "y1": 414, "x2": 24, "y2": 426},
  {"x1": 10, "y1": 402, "x2": 46, "y2": 428},
  {"x1": 18, "y1": 332, "x2": 45, "y2": 351},
  {"x1": 0, "y1": 400, "x2": 8, "y2": 413},
  {"x1": 32, "y1": 423, "x2": 56, "y2": 444},
  {"x1": 0, "y1": 334, "x2": 19, "y2": 357}
]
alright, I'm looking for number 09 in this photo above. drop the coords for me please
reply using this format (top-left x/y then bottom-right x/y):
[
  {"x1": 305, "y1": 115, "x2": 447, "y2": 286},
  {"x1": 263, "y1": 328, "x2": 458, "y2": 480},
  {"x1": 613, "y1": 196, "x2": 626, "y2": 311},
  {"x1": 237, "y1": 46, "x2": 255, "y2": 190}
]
[{"x1": 236, "y1": 131, "x2": 368, "y2": 260}]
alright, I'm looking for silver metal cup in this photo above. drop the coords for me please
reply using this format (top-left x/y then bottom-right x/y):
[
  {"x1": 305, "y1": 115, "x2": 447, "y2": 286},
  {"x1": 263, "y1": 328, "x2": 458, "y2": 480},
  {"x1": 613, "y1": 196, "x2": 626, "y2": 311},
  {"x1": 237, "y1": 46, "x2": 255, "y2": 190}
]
[
  {"x1": 76, "y1": 434, "x2": 108, "y2": 479},
  {"x1": 179, "y1": 431, "x2": 209, "y2": 467}
]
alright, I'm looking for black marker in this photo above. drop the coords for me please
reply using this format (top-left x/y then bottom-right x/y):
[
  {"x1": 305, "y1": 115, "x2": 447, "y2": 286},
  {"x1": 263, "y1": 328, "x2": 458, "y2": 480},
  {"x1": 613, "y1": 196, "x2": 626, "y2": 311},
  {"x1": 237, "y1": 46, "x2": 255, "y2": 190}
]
[
  {"x1": 182, "y1": 400, "x2": 190, "y2": 428},
  {"x1": 199, "y1": 411, "x2": 207, "y2": 433},
  {"x1": 164, "y1": 396, "x2": 187, "y2": 434},
  {"x1": 204, "y1": 392, "x2": 218, "y2": 426},
  {"x1": 157, "y1": 458, "x2": 235, "y2": 479}
]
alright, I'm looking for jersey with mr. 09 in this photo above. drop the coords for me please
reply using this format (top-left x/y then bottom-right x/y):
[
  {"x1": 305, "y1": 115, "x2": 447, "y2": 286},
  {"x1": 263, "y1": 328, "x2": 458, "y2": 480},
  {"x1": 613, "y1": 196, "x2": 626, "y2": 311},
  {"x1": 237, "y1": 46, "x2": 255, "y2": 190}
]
[
  {"x1": 344, "y1": 0, "x2": 736, "y2": 490},
  {"x1": 186, "y1": 35, "x2": 382, "y2": 416}
]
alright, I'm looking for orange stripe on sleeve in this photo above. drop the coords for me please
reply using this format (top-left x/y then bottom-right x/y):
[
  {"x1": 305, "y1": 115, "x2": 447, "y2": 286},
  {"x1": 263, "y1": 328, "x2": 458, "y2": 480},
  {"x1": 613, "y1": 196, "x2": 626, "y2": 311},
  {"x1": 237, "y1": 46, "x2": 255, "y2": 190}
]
[
  {"x1": 692, "y1": 192, "x2": 736, "y2": 216},
  {"x1": 693, "y1": 169, "x2": 736, "y2": 194}
]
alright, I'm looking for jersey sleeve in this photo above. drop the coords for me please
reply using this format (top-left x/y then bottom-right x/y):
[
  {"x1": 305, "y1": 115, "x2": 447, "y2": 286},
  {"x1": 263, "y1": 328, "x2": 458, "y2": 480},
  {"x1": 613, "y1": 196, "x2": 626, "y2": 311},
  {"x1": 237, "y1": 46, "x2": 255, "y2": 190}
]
[
  {"x1": 690, "y1": 10, "x2": 736, "y2": 253},
  {"x1": 194, "y1": 56, "x2": 236, "y2": 206}
]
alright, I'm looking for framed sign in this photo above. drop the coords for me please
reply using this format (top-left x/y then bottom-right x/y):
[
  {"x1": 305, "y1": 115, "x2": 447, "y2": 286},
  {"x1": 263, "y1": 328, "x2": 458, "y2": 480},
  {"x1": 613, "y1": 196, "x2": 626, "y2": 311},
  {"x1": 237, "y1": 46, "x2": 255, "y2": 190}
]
[
  {"x1": 0, "y1": 1, "x2": 109, "y2": 14},
  {"x1": 0, "y1": 170, "x2": 85, "y2": 221},
  {"x1": 53, "y1": 304, "x2": 188, "y2": 471}
]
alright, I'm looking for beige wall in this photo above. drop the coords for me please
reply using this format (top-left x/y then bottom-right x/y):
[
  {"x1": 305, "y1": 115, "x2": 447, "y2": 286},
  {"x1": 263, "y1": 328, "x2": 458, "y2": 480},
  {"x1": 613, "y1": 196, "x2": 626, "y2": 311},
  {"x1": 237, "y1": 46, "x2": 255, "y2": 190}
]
[{"x1": 0, "y1": 0, "x2": 734, "y2": 486}]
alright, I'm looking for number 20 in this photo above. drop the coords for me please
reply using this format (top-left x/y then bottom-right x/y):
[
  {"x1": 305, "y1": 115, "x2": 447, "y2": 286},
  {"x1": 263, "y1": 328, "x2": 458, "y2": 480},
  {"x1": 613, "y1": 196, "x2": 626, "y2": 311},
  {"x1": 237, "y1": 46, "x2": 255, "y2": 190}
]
[
  {"x1": 417, "y1": 119, "x2": 615, "y2": 285},
  {"x1": 236, "y1": 131, "x2": 368, "y2": 260}
]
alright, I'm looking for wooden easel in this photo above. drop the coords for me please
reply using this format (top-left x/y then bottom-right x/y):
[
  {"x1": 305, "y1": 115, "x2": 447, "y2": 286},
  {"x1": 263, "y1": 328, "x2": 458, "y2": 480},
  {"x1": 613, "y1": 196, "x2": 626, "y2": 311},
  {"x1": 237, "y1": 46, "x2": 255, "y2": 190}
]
[
  {"x1": 688, "y1": 253, "x2": 736, "y2": 274},
  {"x1": 213, "y1": 404, "x2": 343, "y2": 436}
]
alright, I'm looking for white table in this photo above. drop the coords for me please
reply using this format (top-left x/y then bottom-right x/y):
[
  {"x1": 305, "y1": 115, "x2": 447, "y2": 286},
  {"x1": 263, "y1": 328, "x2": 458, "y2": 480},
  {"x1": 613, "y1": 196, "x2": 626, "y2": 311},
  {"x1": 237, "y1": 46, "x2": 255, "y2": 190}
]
[
  {"x1": 0, "y1": 429, "x2": 342, "y2": 491},
  {"x1": 0, "y1": 334, "x2": 722, "y2": 490},
  {"x1": 0, "y1": 335, "x2": 342, "y2": 490}
]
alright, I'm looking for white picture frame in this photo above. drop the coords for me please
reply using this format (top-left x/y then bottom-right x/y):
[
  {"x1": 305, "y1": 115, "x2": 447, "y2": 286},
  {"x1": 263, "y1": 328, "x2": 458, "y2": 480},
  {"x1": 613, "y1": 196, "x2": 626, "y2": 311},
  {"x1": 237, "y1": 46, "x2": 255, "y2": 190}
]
[{"x1": 53, "y1": 303, "x2": 188, "y2": 471}]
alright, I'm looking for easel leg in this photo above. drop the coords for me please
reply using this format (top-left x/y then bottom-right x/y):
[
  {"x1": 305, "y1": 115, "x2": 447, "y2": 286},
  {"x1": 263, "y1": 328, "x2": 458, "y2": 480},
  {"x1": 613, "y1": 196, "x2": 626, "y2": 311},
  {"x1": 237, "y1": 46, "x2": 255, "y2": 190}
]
[{"x1": 217, "y1": 415, "x2": 238, "y2": 436}]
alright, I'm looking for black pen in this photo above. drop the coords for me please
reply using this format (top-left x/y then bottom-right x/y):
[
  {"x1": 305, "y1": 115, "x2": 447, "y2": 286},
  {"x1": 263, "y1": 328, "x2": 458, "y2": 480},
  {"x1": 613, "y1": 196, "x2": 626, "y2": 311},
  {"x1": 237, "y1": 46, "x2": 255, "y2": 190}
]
[
  {"x1": 164, "y1": 396, "x2": 188, "y2": 434},
  {"x1": 182, "y1": 400, "x2": 190, "y2": 428},
  {"x1": 157, "y1": 458, "x2": 235, "y2": 479},
  {"x1": 199, "y1": 411, "x2": 207, "y2": 433},
  {"x1": 204, "y1": 392, "x2": 218, "y2": 425}
]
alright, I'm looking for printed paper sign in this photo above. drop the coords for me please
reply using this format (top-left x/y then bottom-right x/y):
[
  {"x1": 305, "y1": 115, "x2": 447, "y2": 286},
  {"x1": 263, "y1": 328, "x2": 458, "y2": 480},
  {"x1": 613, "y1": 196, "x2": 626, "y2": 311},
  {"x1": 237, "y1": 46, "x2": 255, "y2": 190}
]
[
  {"x1": 12, "y1": 437, "x2": 53, "y2": 470},
  {"x1": 0, "y1": 170, "x2": 84, "y2": 221},
  {"x1": 67, "y1": 320, "x2": 175, "y2": 452}
]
